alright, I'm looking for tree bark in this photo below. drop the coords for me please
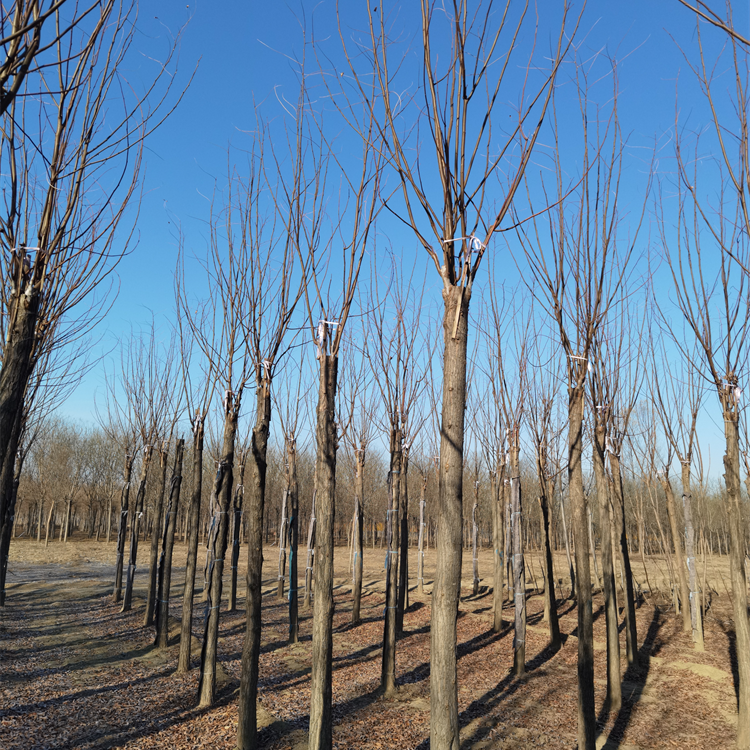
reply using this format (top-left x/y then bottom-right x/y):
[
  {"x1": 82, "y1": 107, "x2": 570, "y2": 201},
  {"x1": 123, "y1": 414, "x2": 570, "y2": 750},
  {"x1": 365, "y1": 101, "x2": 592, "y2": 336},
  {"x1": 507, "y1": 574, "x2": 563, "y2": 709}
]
[
  {"x1": 122, "y1": 449, "x2": 153, "y2": 612},
  {"x1": 510, "y1": 435, "x2": 525, "y2": 677},
  {"x1": 491, "y1": 464, "x2": 505, "y2": 633},
  {"x1": 430, "y1": 284, "x2": 469, "y2": 750},
  {"x1": 722, "y1": 396, "x2": 750, "y2": 748},
  {"x1": 680, "y1": 462, "x2": 704, "y2": 651},
  {"x1": 277, "y1": 490, "x2": 288, "y2": 600},
  {"x1": 396, "y1": 445, "x2": 409, "y2": 633},
  {"x1": 145, "y1": 447, "x2": 170, "y2": 627},
  {"x1": 569, "y1": 377, "x2": 595, "y2": 750},
  {"x1": 237, "y1": 380, "x2": 272, "y2": 749},
  {"x1": 382, "y1": 425, "x2": 402, "y2": 696},
  {"x1": 304, "y1": 492, "x2": 316, "y2": 610},
  {"x1": 352, "y1": 447, "x2": 365, "y2": 623},
  {"x1": 177, "y1": 419, "x2": 204, "y2": 673},
  {"x1": 113, "y1": 454, "x2": 134, "y2": 602},
  {"x1": 660, "y1": 475, "x2": 691, "y2": 633},
  {"x1": 593, "y1": 419, "x2": 621, "y2": 712},
  {"x1": 197, "y1": 403, "x2": 237, "y2": 708},
  {"x1": 539, "y1": 474, "x2": 561, "y2": 651},
  {"x1": 417, "y1": 473, "x2": 427, "y2": 597},
  {"x1": 308, "y1": 353, "x2": 338, "y2": 750},
  {"x1": 156, "y1": 439, "x2": 184, "y2": 648},
  {"x1": 471, "y1": 483, "x2": 479, "y2": 597},
  {"x1": 609, "y1": 449, "x2": 637, "y2": 665},
  {"x1": 287, "y1": 437, "x2": 300, "y2": 643},
  {"x1": 0, "y1": 405, "x2": 23, "y2": 606},
  {"x1": 228, "y1": 461, "x2": 245, "y2": 612}
]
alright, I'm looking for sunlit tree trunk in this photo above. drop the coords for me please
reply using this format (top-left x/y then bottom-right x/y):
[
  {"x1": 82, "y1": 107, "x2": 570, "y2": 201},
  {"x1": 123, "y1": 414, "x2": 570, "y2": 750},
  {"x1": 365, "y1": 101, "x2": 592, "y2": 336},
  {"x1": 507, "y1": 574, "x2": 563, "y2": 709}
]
[
  {"x1": 287, "y1": 437, "x2": 300, "y2": 643},
  {"x1": 681, "y1": 462, "x2": 703, "y2": 651},
  {"x1": 382, "y1": 425, "x2": 402, "y2": 696},
  {"x1": 122, "y1": 448, "x2": 153, "y2": 612},
  {"x1": 308, "y1": 353, "x2": 338, "y2": 750},
  {"x1": 177, "y1": 418, "x2": 204, "y2": 673},
  {"x1": 156, "y1": 439, "x2": 184, "y2": 648},
  {"x1": 352, "y1": 447, "x2": 365, "y2": 623},
  {"x1": 237, "y1": 379, "x2": 272, "y2": 749},
  {"x1": 145, "y1": 446, "x2": 170, "y2": 627}
]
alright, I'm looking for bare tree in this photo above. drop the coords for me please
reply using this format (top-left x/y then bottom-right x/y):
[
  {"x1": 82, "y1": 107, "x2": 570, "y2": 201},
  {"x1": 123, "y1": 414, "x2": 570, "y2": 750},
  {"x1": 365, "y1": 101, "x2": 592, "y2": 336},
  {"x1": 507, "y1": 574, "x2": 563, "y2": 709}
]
[
  {"x1": 333, "y1": 4, "x2": 575, "y2": 745},
  {"x1": 0, "y1": 3, "x2": 185, "y2": 566},
  {"x1": 657, "y1": 10, "x2": 750, "y2": 732},
  {"x1": 517, "y1": 66, "x2": 648, "y2": 747}
]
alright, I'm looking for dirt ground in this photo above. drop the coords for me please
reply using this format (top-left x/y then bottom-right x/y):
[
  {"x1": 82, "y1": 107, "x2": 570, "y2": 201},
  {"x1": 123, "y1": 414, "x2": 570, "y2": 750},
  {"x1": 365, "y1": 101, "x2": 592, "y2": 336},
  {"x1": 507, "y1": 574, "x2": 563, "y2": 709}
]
[{"x1": 0, "y1": 537, "x2": 741, "y2": 749}]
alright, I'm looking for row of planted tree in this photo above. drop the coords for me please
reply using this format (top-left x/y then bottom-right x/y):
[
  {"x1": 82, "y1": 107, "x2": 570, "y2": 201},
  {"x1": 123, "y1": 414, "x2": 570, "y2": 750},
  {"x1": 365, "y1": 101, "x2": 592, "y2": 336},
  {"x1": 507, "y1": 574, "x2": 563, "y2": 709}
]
[{"x1": 3, "y1": 2, "x2": 750, "y2": 749}]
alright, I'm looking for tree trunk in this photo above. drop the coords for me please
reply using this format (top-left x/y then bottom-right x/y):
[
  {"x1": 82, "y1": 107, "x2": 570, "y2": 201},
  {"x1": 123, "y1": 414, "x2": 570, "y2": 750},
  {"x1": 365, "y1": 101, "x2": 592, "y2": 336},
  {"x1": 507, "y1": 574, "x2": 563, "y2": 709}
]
[
  {"x1": 156, "y1": 439, "x2": 184, "y2": 648},
  {"x1": 430, "y1": 284, "x2": 469, "y2": 750},
  {"x1": 510, "y1": 435, "x2": 525, "y2": 677},
  {"x1": 0, "y1": 407, "x2": 22, "y2": 606},
  {"x1": 491, "y1": 464, "x2": 505, "y2": 632},
  {"x1": 237, "y1": 380, "x2": 272, "y2": 750},
  {"x1": 722, "y1": 398, "x2": 750, "y2": 748},
  {"x1": 471, "y1": 483, "x2": 479, "y2": 597},
  {"x1": 304, "y1": 492, "x2": 316, "y2": 610},
  {"x1": 228, "y1": 462, "x2": 245, "y2": 612},
  {"x1": 660, "y1": 476, "x2": 691, "y2": 633},
  {"x1": 287, "y1": 437, "x2": 300, "y2": 643},
  {"x1": 609, "y1": 449, "x2": 637, "y2": 665},
  {"x1": 122, "y1": 449, "x2": 153, "y2": 612},
  {"x1": 593, "y1": 419, "x2": 621, "y2": 713},
  {"x1": 539, "y1": 475, "x2": 561, "y2": 651},
  {"x1": 277, "y1": 490, "x2": 288, "y2": 600},
  {"x1": 417, "y1": 473, "x2": 426, "y2": 597},
  {"x1": 382, "y1": 425, "x2": 401, "y2": 696},
  {"x1": 113, "y1": 456, "x2": 134, "y2": 600},
  {"x1": 177, "y1": 420, "x2": 205, "y2": 673},
  {"x1": 145, "y1": 447, "x2": 170, "y2": 627},
  {"x1": 569, "y1": 378, "x2": 595, "y2": 750},
  {"x1": 396, "y1": 444, "x2": 409, "y2": 634},
  {"x1": 560, "y1": 492, "x2": 575, "y2": 599},
  {"x1": 681, "y1": 462, "x2": 704, "y2": 651},
  {"x1": 352, "y1": 447, "x2": 365, "y2": 624},
  {"x1": 308, "y1": 353, "x2": 338, "y2": 750},
  {"x1": 197, "y1": 402, "x2": 238, "y2": 708}
]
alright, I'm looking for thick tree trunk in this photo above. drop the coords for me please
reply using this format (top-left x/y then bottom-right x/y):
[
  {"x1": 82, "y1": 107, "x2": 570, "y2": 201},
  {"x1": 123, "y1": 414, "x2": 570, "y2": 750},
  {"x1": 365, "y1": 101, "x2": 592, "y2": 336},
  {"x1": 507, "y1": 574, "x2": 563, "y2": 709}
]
[
  {"x1": 609, "y1": 449, "x2": 637, "y2": 665},
  {"x1": 177, "y1": 420, "x2": 204, "y2": 673},
  {"x1": 491, "y1": 464, "x2": 505, "y2": 632},
  {"x1": 430, "y1": 284, "x2": 469, "y2": 750},
  {"x1": 0, "y1": 407, "x2": 22, "y2": 606},
  {"x1": 722, "y1": 399, "x2": 750, "y2": 748},
  {"x1": 228, "y1": 462, "x2": 245, "y2": 612},
  {"x1": 396, "y1": 446, "x2": 409, "y2": 634},
  {"x1": 593, "y1": 419, "x2": 621, "y2": 713},
  {"x1": 287, "y1": 437, "x2": 300, "y2": 643},
  {"x1": 569, "y1": 378, "x2": 595, "y2": 750},
  {"x1": 308, "y1": 353, "x2": 338, "y2": 750},
  {"x1": 560, "y1": 492, "x2": 575, "y2": 599},
  {"x1": 352, "y1": 448, "x2": 365, "y2": 623},
  {"x1": 0, "y1": 286, "x2": 37, "y2": 499},
  {"x1": 156, "y1": 439, "x2": 184, "y2": 648},
  {"x1": 145, "y1": 447, "x2": 170, "y2": 627},
  {"x1": 660, "y1": 476, "x2": 691, "y2": 633},
  {"x1": 681, "y1": 462, "x2": 704, "y2": 651},
  {"x1": 122, "y1": 449, "x2": 153, "y2": 612},
  {"x1": 197, "y1": 403, "x2": 237, "y2": 708},
  {"x1": 114, "y1": 455, "x2": 134, "y2": 602},
  {"x1": 237, "y1": 382, "x2": 272, "y2": 750},
  {"x1": 382, "y1": 426, "x2": 401, "y2": 696},
  {"x1": 417, "y1": 474, "x2": 426, "y2": 597}
]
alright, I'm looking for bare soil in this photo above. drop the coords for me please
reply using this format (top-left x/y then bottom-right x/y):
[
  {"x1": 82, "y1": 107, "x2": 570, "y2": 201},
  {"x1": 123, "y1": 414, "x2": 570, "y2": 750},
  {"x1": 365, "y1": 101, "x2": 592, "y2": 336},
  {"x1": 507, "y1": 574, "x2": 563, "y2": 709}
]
[{"x1": 0, "y1": 537, "x2": 740, "y2": 749}]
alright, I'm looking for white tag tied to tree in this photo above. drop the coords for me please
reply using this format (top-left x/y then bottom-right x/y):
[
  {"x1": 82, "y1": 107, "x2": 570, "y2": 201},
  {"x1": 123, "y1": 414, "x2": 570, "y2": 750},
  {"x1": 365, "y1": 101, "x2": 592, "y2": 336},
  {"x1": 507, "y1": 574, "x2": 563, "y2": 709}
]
[{"x1": 315, "y1": 319, "x2": 338, "y2": 360}]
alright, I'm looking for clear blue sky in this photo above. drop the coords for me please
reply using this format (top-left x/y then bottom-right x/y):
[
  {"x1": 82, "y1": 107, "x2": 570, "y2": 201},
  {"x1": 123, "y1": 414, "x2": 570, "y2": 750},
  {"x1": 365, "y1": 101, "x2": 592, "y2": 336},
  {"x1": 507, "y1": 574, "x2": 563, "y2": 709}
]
[{"x1": 57, "y1": 0, "x2": 749, "y2": 479}]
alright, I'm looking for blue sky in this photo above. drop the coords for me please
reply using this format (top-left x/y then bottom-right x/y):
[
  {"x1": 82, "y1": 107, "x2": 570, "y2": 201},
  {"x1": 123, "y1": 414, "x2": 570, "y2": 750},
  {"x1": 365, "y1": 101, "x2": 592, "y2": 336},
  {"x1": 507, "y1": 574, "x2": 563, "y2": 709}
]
[{"x1": 55, "y1": 1, "x2": 750, "y2": 479}]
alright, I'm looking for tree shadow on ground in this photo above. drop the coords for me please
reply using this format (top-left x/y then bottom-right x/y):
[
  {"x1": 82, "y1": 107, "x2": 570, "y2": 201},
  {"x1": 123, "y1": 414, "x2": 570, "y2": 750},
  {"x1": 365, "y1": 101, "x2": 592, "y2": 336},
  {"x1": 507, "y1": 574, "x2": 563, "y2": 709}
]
[{"x1": 596, "y1": 606, "x2": 663, "y2": 748}]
